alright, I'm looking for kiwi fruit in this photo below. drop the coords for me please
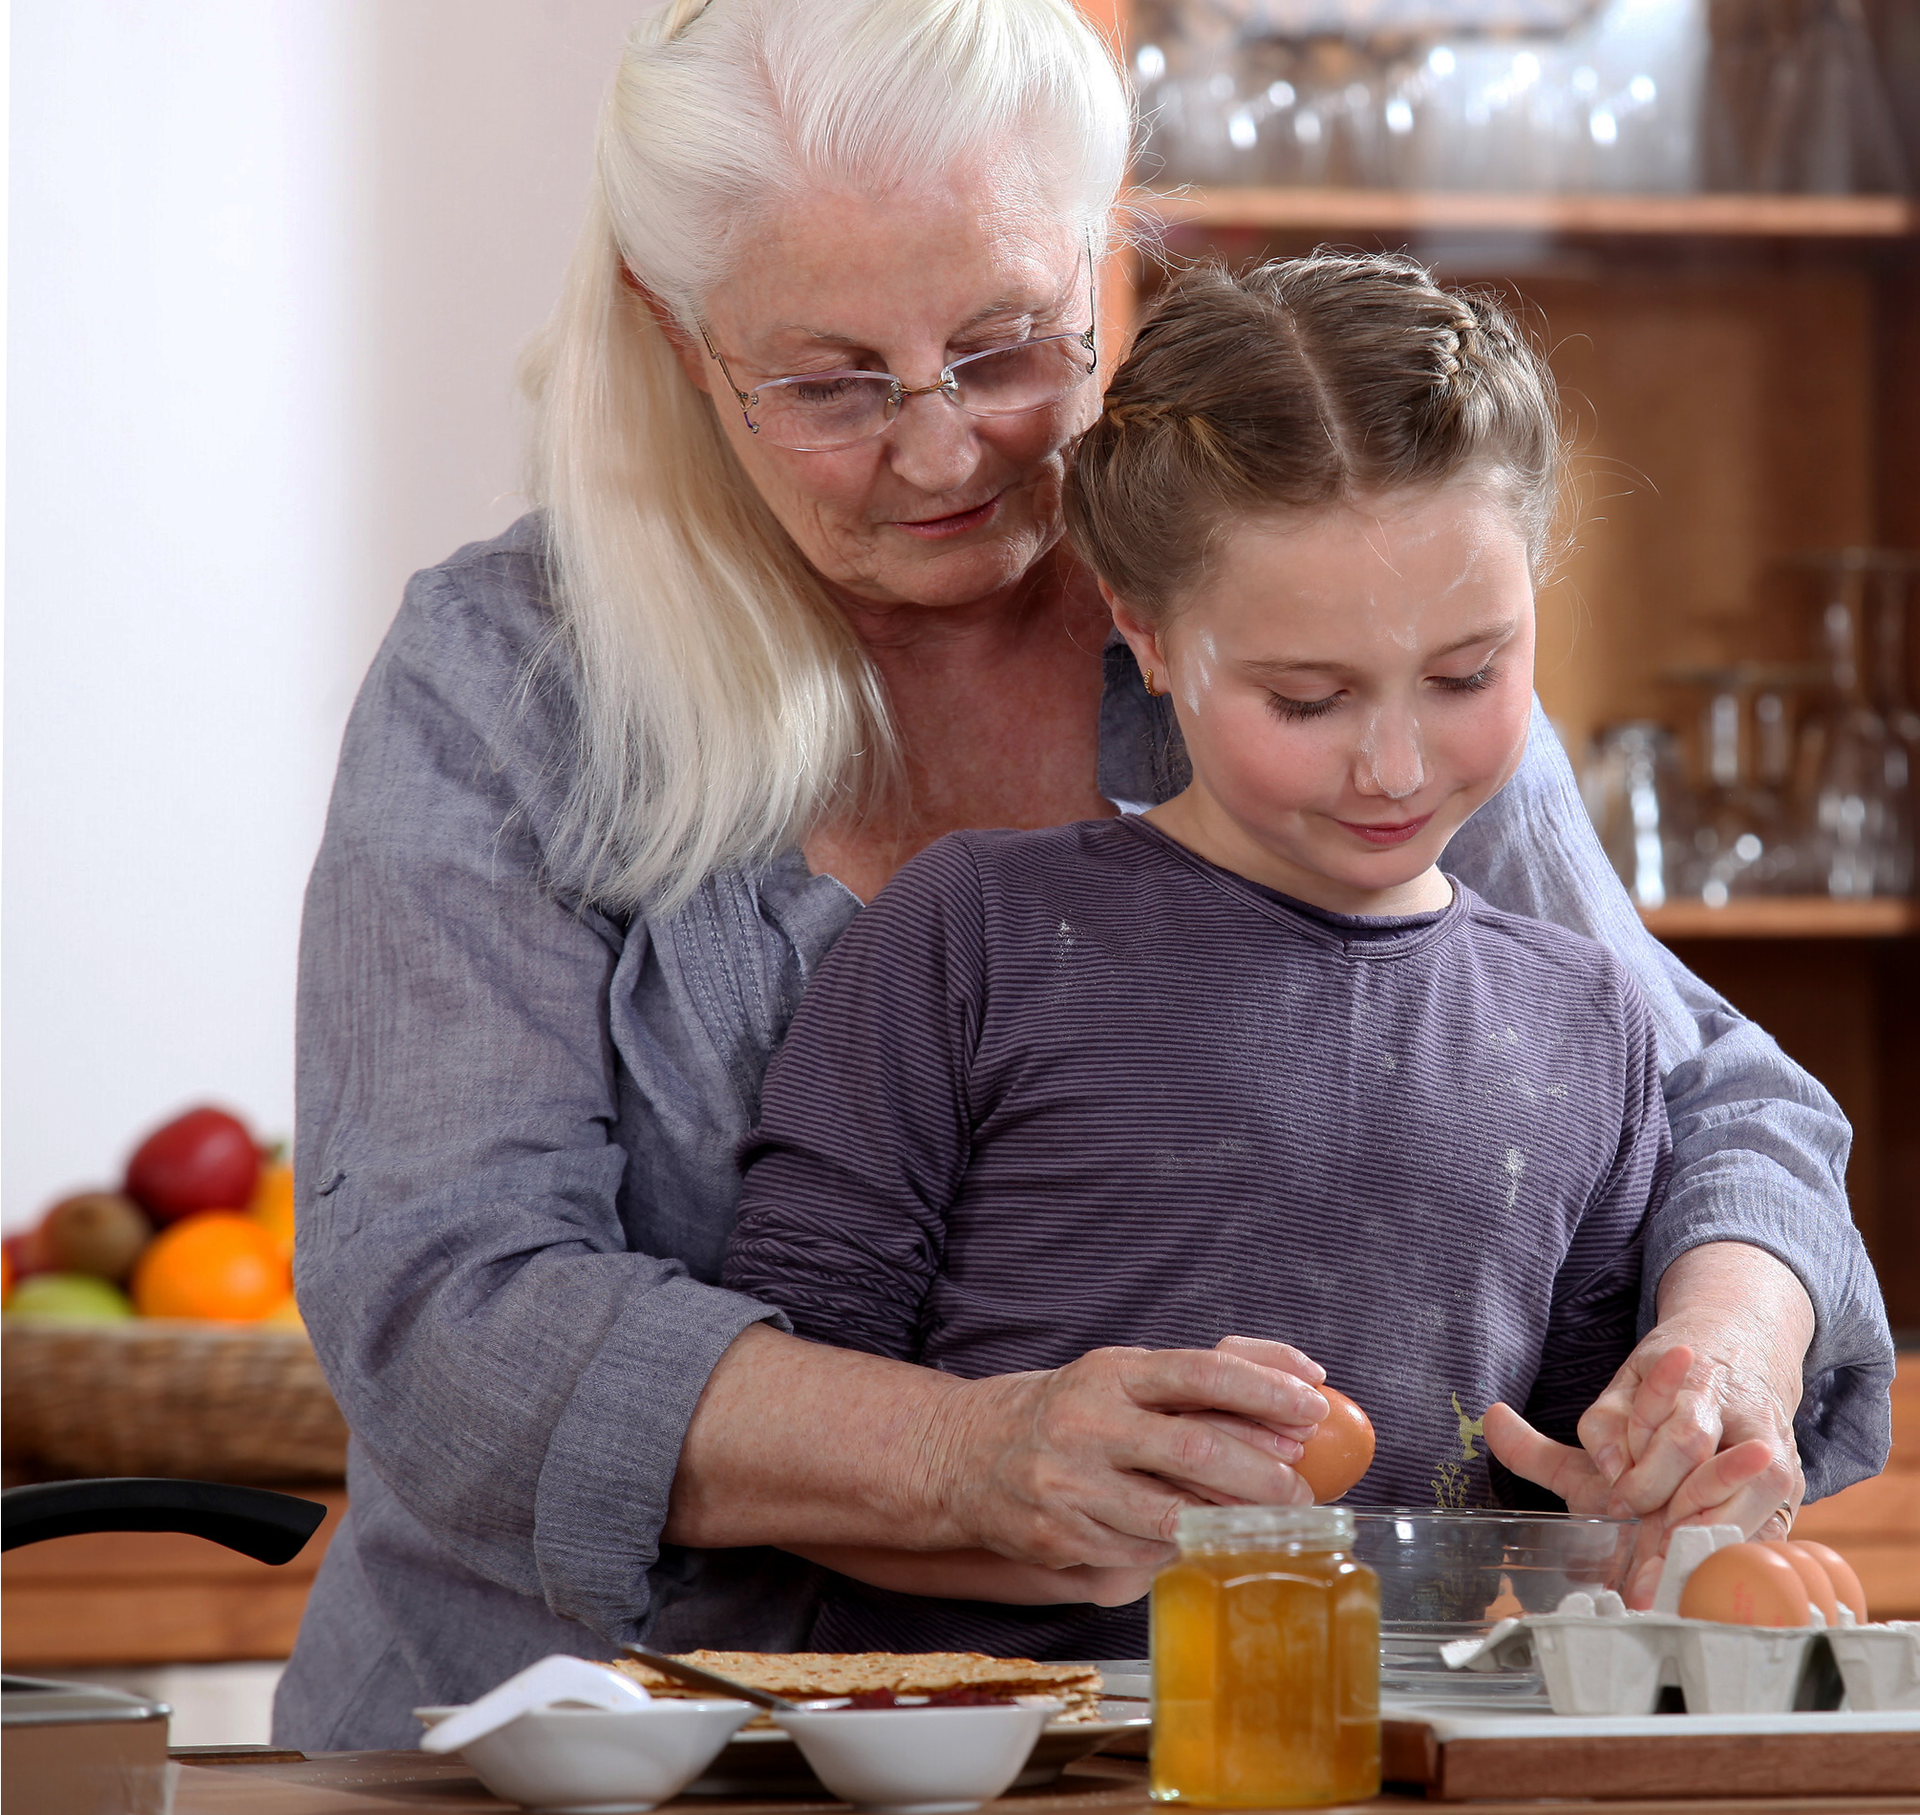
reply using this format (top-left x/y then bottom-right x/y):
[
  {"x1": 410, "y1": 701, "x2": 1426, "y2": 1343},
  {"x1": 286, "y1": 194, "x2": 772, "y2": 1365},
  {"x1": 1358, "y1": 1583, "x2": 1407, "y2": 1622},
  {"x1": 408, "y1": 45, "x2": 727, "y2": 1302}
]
[{"x1": 42, "y1": 1192, "x2": 154, "y2": 1283}]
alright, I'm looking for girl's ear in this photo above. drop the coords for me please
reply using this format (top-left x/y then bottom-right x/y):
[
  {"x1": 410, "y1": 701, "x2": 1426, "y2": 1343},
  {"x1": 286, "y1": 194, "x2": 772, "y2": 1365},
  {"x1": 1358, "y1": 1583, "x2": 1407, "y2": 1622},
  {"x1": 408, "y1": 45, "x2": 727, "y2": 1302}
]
[{"x1": 1103, "y1": 583, "x2": 1167, "y2": 686}]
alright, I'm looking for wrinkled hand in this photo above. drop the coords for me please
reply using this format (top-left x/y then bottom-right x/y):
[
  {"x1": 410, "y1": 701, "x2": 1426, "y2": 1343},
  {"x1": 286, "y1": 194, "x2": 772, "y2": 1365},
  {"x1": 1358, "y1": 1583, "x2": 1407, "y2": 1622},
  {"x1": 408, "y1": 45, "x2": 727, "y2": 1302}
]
[
  {"x1": 1485, "y1": 1346, "x2": 1780, "y2": 1603},
  {"x1": 1176, "y1": 1335, "x2": 1330, "y2": 1488},
  {"x1": 933, "y1": 1342, "x2": 1328, "y2": 1571},
  {"x1": 1484, "y1": 1245, "x2": 1810, "y2": 1605}
]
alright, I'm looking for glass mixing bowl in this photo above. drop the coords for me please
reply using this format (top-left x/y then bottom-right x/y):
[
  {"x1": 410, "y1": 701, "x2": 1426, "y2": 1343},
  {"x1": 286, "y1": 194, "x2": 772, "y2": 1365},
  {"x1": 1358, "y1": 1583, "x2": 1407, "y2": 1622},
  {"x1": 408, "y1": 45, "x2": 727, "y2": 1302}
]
[{"x1": 1348, "y1": 1508, "x2": 1640, "y2": 1700}]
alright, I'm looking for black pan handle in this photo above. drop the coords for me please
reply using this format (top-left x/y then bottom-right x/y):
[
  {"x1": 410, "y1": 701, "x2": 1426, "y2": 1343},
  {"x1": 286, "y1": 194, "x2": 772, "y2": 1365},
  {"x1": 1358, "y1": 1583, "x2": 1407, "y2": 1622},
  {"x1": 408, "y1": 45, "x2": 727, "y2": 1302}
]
[{"x1": 0, "y1": 1478, "x2": 328, "y2": 1564}]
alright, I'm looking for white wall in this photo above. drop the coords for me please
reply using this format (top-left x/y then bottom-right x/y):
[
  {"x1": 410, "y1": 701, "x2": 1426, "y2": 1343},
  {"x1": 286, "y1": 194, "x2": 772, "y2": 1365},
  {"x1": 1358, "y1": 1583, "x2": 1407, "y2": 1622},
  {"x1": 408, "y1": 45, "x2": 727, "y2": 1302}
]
[{"x1": 5, "y1": 2, "x2": 641, "y2": 1226}]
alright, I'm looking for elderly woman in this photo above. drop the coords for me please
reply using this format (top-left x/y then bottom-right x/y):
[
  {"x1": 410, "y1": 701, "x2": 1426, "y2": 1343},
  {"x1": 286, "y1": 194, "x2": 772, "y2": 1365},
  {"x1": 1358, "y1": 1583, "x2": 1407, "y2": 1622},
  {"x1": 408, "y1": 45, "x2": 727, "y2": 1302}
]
[{"x1": 277, "y1": 0, "x2": 1892, "y2": 1751}]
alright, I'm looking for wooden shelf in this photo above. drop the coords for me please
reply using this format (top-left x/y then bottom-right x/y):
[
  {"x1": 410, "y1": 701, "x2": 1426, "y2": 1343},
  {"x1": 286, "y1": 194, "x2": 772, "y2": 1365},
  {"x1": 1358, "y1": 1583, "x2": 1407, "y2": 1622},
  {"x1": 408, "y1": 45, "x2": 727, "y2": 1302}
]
[
  {"x1": 1132, "y1": 186, "x2": 1920, "y2": 240},
  {"x1": 1639, "y1": 898, "x2": 1920, "y2": 939}
]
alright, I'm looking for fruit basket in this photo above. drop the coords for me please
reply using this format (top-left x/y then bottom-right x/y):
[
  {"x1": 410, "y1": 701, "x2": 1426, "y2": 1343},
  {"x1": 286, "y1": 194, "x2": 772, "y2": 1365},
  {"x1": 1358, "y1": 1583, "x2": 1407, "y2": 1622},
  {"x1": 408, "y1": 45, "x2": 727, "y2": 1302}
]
[
  {"x1": 3, "y1": 1104, "x2": 347, "y2": 1482},
  {"x1": 0, "y1": 1318, "x2": 349, "y2": 1482}
]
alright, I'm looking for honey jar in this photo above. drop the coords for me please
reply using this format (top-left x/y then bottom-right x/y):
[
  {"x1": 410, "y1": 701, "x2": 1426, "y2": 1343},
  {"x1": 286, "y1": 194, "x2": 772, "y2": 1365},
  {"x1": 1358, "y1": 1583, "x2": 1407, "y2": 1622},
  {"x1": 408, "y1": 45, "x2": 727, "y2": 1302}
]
[{"x1": 1150, "y1": 1505, "x2": 1380, "y2": 1806}]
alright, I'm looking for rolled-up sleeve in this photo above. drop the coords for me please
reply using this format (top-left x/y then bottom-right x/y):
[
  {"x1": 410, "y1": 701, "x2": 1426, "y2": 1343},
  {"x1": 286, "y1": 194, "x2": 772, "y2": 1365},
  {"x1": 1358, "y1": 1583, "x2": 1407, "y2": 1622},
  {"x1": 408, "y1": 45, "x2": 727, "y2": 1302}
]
[
  {"x1": 1446, "y1": 702, "x2": 1895, "y2": 1499},
  {"x1": 294, "y1": 554, "x2": 783, "y2": 1641}
]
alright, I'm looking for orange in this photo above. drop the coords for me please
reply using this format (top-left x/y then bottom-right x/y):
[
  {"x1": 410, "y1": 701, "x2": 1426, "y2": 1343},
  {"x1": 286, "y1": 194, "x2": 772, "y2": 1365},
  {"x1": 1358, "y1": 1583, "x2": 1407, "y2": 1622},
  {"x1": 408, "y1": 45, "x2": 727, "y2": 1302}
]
[
  {"x1": 1, "y1": 1243, "x2": 12, "y2": 1308},
  {"x1": 260, "y1": 1293, "x2": 306, "y2": 1332},
  {"x1": 131, "y1": 1211, "x2": 291, "y2": 1322},
  {"x1": 249, "y1": 1161, "x2": 296, "y2": 1262}
]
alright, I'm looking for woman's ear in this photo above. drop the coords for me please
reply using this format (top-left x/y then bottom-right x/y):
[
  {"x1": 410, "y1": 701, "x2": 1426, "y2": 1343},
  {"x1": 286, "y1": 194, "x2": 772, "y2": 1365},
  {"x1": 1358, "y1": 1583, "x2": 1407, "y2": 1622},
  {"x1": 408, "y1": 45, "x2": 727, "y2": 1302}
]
[
  {"x1": 1102, "y1": 582, "x2": 1167, "y2": 689},
  {"x1": 623, "y1": 266, "x2": 712, "y2": 394}
]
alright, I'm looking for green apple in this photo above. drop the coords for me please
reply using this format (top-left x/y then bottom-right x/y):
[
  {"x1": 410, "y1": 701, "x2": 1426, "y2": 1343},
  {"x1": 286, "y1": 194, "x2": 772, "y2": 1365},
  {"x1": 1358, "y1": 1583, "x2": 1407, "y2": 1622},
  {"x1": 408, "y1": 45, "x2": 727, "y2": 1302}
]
[{"x1": 4, "y1": 1272, "x2": 136, "y2": 1323}]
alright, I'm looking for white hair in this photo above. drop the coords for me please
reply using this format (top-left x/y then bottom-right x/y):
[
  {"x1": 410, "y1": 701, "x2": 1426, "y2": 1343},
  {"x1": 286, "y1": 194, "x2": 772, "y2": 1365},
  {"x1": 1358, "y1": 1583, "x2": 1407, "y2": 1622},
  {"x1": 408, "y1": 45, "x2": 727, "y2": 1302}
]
[{"x1": 522, "y1": 0, "x2": 1131, "y2": 914}]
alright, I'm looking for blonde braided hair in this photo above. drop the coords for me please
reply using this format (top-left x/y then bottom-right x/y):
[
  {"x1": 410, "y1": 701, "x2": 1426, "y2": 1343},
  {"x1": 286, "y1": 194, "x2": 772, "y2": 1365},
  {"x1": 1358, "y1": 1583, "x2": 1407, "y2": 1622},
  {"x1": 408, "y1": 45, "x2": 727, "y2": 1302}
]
[{"x1": 1063, "y1": 251, "x2": 1564, "y2": 621}]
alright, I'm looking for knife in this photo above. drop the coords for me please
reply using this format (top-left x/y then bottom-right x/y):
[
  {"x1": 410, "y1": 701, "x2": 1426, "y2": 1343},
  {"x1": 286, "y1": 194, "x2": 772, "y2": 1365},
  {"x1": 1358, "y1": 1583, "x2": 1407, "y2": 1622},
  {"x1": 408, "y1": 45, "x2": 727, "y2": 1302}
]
[{"x1": 620, "y1": 1643, "x2": 807, "y2": 1711}]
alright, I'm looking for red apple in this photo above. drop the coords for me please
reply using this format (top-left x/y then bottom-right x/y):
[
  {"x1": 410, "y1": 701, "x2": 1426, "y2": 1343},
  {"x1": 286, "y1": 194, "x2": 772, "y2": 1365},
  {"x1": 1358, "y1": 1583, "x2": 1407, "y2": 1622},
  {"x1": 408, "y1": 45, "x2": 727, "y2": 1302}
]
[
  {"x1": 124, "y1": 1106, "x2": 260, "y2": 1224},
  {"x1": 4, "y1": 1225, "x2": 53, "y2": 1282}
]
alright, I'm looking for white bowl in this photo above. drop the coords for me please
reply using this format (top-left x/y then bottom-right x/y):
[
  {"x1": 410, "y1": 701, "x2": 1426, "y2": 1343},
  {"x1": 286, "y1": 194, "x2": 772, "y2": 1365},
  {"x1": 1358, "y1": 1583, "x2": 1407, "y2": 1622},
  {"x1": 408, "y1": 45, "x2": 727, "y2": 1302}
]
[
  {"x1": 415, "y1": 1698, "x2": 753, "y2": 1813},
  {"x1": 770, "y1": 1704, "x2": 1054, "y2": 1814}
]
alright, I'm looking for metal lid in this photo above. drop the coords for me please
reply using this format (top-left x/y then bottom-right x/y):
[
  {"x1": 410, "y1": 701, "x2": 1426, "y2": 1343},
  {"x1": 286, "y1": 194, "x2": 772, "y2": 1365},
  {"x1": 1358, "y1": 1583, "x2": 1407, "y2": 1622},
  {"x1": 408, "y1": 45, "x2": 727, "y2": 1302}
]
[
  {"x1": 1, "y1": 1676, "x2": 170, "y2": 1728},
  {"x1": 1175, "y1": 1505, "x2": 1355, "y2": 1550}
]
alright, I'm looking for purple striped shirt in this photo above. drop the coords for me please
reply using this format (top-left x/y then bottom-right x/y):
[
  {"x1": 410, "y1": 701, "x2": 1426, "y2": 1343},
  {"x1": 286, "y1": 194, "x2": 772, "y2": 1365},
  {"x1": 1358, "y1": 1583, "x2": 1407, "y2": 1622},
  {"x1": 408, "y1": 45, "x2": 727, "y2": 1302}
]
[{"x1": 725, "y1": 815, "x2": 1669, "y2": 1659}]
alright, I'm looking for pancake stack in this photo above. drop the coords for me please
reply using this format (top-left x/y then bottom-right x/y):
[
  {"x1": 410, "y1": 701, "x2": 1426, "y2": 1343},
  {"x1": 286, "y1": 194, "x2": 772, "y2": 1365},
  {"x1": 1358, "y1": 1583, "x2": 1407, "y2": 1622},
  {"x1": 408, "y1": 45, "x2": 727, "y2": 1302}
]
[{"x1": 613, "y1": 1650, "x2": 1104, "y2": 1725}]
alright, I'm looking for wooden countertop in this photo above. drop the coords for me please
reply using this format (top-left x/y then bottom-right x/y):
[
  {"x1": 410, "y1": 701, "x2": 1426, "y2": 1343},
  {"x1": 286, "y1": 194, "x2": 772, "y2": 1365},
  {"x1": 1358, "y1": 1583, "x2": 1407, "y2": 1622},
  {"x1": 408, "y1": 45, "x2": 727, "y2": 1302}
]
[{"x1": 169, "y1": 1750, "x2": 1920, "y2": 1814}]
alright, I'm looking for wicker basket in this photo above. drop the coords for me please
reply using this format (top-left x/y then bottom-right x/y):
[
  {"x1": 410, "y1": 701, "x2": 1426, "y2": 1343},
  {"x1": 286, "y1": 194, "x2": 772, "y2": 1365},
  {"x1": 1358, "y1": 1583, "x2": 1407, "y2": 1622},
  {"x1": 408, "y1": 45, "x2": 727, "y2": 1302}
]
[{"x1": 1, "y1": 1319, "x2": 349, "y2": 1482}]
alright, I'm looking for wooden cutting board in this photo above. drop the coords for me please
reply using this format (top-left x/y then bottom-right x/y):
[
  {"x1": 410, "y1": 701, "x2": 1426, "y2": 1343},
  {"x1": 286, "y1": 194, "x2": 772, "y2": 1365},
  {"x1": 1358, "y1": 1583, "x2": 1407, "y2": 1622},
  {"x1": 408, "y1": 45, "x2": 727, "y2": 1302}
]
[{"x1": 1382, "y1": 1709, "x2": 1920, "y2": 1801}]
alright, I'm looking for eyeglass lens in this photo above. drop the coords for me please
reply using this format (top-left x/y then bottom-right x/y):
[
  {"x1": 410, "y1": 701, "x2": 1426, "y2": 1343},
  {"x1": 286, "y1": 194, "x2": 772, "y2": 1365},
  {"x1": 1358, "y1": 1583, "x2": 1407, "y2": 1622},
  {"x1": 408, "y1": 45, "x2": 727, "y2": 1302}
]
[{"x1": 749, "y1": 335, "x2": 1095, "y2": 452}]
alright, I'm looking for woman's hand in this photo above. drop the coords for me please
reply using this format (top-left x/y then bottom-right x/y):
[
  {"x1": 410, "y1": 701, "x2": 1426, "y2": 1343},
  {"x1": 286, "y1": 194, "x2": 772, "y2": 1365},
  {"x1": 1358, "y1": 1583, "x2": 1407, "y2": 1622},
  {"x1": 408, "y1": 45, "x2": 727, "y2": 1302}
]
[
  {"x1": 1175, "y1": 1335, "x2": 1330, "y2": 1482},
  {"x1": 667, "y1": 1325, "x2": 1329, "y2": 1568},
  {"x1": 1483, "y1": 1241, "x2": 1812, "y2": 1603},
  {"x1": 784, "y1": 1336, "x2": 1332, "y2": 1603},
  {"x1": 934, "y1": 1342, "x2": 1330, "y2": 1569}
]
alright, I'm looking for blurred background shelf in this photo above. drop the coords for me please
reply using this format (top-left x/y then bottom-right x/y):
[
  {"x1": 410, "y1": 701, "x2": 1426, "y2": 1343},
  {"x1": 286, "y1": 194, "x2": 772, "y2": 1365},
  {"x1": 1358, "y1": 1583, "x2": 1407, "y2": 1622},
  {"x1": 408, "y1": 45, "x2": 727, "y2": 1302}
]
[
  {"x1": 1638, "y1": 898, "x2": 1920, "y2": 939},
  {"x1": 1134, "y1": 187, "x2": 1920, "y2": 238}
]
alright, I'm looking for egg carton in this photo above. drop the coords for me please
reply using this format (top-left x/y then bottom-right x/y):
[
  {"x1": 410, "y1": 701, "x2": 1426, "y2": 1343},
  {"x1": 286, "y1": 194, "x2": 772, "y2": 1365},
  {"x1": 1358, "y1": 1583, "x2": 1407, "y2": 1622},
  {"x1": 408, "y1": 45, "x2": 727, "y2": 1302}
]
[{"x1": 1442, "y1": 1525, "x2": 1920, "y2": 1716}]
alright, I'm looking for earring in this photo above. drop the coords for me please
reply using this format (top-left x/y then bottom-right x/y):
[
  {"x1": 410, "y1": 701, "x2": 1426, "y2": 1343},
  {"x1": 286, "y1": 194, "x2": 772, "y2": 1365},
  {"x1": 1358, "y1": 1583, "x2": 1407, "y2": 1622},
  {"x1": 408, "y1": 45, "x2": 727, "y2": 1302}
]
[{"x1": 1144, "y1": 667, "x2": 1157, "y2": 697}]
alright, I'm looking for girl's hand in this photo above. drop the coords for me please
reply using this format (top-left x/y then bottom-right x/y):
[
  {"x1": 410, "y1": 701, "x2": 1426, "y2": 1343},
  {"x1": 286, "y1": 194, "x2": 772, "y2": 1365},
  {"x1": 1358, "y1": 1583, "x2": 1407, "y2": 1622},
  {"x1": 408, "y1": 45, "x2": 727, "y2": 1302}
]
[{"x1": 1483, "y1": 1242, "x2": 1812, "y2": 1605}]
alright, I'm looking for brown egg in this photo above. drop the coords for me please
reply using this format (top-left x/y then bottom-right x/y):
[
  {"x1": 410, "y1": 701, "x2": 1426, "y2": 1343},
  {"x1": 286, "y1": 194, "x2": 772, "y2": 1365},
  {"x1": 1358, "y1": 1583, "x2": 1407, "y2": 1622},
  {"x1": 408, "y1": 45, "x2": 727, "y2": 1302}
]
[
  {"x1": 1295, "y1": 1385, "x2": 1376, "y2": 1503},
  {"x1": 1677, "y1": 1541, "x2": 1812, "y2": 1627},
  {"x1": 1764, "y1": 1540, "x2": 1839, "y2": 1625},
  {"x1": 1482, "y1": 1573, "x2": 1525, "y2": 1624},
  {"x1": 1792, "y1": 1540, "x2": 1868, "y2": 1623}
]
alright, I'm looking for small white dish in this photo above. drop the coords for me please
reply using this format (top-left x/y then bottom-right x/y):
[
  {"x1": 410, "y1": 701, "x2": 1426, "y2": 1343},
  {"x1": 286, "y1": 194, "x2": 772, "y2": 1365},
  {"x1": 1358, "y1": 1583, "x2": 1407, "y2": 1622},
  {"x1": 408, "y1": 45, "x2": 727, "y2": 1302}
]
[
  {"x1": 416, "y1": 1699, "x2": 753, "y2": 1813},
  {"x1": 771, "y1": 1702, "x2": 1055, "y2": 1813},
  {"x1": 682, "y1": 1700, "x2": 1148, "y2": 1796},
  {"x1": 421, "y1": 1655, "x2": 654, "y2": 1755}
]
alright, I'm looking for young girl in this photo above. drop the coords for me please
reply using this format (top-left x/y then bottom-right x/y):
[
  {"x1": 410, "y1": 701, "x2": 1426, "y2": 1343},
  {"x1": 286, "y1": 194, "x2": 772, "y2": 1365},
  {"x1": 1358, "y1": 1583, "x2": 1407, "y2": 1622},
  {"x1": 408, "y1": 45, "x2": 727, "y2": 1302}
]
[{"x1": 722, "y1": 252, "x2": 1669, "y2": 1659}]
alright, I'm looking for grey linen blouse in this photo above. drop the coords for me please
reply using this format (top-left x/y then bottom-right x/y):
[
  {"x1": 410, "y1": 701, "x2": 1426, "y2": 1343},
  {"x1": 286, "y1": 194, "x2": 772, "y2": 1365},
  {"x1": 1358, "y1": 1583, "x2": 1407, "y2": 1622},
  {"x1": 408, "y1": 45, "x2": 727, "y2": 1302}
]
[{"x1": 274, "y1": 514, "x2": 1894, "y2": 1751}]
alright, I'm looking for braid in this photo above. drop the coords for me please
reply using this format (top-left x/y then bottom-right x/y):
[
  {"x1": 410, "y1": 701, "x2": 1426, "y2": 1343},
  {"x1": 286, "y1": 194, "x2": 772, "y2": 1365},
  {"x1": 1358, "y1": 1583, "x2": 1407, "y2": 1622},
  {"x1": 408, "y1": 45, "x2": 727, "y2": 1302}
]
[
  {"x1": 1062, "y1": 251, "x2": 1564, "y2": 618},
  {"x1": 1103, "y1": 400, "x2": 1228, "y2": 453},
  {"x1": 1102, "y1": 401, "x2": 1180, "y2": 428}
]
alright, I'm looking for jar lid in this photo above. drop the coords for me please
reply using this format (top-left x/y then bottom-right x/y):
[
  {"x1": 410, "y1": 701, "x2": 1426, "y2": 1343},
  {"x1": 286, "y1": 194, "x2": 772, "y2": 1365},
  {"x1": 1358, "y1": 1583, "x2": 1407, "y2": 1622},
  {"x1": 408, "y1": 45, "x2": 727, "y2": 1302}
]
[{"x1": 1176, "y1": 1505, "x2": 1355, "y2": 1548}]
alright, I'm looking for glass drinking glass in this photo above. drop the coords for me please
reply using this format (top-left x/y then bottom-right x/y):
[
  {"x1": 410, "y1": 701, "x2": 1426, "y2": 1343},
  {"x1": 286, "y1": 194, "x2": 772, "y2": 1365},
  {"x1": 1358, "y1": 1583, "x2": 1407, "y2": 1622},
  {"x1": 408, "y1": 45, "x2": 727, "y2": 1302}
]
[
  {"x1": 1794, "y1": 559, "x2": 1915, "y2": 898},
  {"x1": 1865, "y1": 559, "x2": 1920, "y2": 895},
  {"x1": 1131, "y1": 0, "x2": 1269, "y2": 186},
  {"x1": 1662, "y1": 664, "x2": 1815, "y2": 902},
  {"x1": 1582, "y1": 721, "x2": 1696, "y2": 909},
  {"x1": 1748, "y1": 0, "x2": 1912, "y2": 194}
]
